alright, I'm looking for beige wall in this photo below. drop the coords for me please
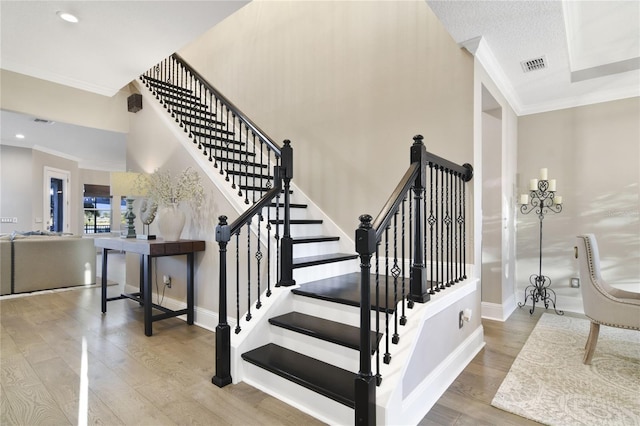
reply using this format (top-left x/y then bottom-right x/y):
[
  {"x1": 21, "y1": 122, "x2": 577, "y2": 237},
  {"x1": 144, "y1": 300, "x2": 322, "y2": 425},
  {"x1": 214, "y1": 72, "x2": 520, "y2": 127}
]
[
  {"x1": 179, "y1": 0, "x2": 474, "y2": 236},
  {"x1": 517, "y1": 97, "x2": 640, "y2": 313},
  {"x1": 0, "y1": 146, "x2": 33, "y2": 234},
  {"x1": 1, "y1": 70, "x2": 130, "y2": 133}
]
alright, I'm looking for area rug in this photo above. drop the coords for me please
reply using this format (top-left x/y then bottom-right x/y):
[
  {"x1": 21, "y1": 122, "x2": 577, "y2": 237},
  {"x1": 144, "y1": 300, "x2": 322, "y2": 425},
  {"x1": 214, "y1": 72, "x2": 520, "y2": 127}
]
[{"x1": 492, "y1": 313, "x2": 640, "y2": 425}]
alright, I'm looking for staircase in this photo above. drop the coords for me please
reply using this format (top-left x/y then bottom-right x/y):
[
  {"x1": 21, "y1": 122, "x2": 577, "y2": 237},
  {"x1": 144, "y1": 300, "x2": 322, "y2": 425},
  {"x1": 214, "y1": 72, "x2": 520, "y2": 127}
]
[
  {"x1": 139, "y1": 54, "x2": 477, "y2": 425},
  {"x1": 140, "y1": 60, "x2": 366, "y2": 413}
]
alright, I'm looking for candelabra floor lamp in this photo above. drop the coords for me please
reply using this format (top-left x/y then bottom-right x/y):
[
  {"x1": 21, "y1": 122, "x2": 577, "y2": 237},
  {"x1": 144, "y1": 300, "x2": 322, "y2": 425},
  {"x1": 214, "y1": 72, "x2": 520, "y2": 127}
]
[{"x1": 518, "y1": 168, "x2": 564, "y2": 315}]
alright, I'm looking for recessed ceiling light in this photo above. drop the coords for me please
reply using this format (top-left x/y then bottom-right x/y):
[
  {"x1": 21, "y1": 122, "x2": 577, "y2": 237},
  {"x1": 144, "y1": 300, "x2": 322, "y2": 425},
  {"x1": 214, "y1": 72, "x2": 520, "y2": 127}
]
[
  {"x1": 16, "y1": 134, "x2": 25, "y2": 139},
  {"x1": 57, "y1": 11, "x2": 79, "y2": 23}
]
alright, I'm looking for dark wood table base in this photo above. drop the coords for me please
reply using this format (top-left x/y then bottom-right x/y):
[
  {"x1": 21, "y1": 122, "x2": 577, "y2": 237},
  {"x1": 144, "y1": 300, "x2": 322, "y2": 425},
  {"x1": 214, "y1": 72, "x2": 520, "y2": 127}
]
[{"x1": 95, "y1": 238, "x2": 205, "y2": 336}]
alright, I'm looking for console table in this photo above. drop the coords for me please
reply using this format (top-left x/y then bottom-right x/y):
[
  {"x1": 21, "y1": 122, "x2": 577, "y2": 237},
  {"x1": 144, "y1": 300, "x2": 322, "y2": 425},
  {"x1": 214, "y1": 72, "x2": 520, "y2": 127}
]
[{"x1": 95, "y1": 238, "x2": 205, "y2": 336}]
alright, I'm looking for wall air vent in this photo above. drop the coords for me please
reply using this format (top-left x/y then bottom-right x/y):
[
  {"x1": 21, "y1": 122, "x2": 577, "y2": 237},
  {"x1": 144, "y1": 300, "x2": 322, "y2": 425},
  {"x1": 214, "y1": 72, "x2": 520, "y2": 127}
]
[
  {"x1": 521, "y1": 56, "x2": 547, "y2": 73},
  {"x1": 34, "y1": 118, "x2": 55, "y2": 125}
]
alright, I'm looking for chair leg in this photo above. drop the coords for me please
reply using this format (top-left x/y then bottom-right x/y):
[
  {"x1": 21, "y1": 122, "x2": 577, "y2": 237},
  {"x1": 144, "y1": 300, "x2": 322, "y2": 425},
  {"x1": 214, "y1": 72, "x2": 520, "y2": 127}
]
[{"x1": 583, "y1": 322, "x2": 600, "y2": 365}]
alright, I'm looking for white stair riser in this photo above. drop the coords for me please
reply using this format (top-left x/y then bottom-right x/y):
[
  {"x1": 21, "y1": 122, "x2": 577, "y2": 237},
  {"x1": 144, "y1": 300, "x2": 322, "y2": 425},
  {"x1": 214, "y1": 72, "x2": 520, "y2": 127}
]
[
  {"x1": 293, "y1": 258, "x2": 360, "y2": 284},
  {"x1": 292, "y1": 240, "x2": 341, "y2": 257},
  {"x1": 242, "y1": 362, "x2": 354, "y2": 425},
  {"x1": 269, "y1": 325, "x2": 360, "y2": 372}
]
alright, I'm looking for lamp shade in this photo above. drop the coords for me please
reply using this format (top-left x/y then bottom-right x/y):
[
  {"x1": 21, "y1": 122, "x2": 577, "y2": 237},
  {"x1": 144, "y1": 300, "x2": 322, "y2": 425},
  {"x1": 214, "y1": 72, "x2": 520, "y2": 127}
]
[{"x1": 111, "y1": 172, "x2": 144, "y2": 197}]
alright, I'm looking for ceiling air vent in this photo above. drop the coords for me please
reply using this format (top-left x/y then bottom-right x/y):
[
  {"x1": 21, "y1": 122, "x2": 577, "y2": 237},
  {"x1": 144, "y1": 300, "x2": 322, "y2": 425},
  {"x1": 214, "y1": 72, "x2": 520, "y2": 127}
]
[
  {"x1": 521, "y1": 56, "x2": 547, "y2": 73},
  {"x1": 34, "y1": 118, "x2": 55, "y2": 125}
]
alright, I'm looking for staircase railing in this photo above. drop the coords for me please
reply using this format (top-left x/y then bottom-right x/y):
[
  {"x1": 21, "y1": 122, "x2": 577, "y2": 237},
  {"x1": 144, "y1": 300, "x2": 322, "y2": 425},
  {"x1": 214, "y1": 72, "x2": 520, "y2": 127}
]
[
  {"x1": 139, "y1": 55, "x2": 295, "y2": 387},
  {"x1": 212, "y1": 141, "x2": 293, "y2": 387},
  {"x1": 140, "y1": 53, "x2": 282, "y2": 206},
  {"x1": 355, "y1": 135, "x2": 473, "y2": 424}
]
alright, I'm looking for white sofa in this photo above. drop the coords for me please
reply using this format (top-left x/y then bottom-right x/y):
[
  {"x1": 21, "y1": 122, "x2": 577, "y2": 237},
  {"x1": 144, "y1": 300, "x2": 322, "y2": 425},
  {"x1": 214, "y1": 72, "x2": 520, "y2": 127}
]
[{"x1": 0, "y1": 233, "x2": 96, "y2": 295}]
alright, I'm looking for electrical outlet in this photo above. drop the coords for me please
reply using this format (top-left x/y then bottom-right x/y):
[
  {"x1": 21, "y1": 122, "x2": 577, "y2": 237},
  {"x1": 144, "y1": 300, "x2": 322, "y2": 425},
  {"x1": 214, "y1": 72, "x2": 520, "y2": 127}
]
[
  {"x1": 459, "y1": 310, "x2": 464, "y2": 329},
  {"x1": 163, "y1": 275, "x2": 171, "y2": 288}
]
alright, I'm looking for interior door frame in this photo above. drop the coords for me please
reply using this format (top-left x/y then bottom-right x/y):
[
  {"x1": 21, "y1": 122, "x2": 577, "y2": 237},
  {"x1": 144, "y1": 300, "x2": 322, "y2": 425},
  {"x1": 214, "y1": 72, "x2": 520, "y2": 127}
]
[{"x1": 43, "y1": 166, "x2": 71, "y2": 232}]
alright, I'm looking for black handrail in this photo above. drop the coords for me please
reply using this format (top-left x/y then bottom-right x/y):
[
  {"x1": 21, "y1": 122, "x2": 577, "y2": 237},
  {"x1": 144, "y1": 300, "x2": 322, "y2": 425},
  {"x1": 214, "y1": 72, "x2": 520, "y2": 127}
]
[{"x1": 172, "y1": 53, "x2": 282, "y2": 156}]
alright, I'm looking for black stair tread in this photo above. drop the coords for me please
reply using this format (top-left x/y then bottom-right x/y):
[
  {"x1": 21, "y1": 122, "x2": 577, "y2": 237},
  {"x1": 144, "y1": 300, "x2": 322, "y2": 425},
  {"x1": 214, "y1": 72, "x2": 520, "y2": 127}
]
[
  {"x1": 239, "y1": 184, "x2": 274, "y2": 192},
  {"x1": 201, "y1": 139, "x2": 251, "y2": 150},
  {"x1": 183, "y1": 121, "x2": 233, "y2": 135},
  {"x1": 241, "y1": 343, "x2": 356, "y2": 408},
  {"x1": 153, "y1": 89, "x2": 203, "y2": 103},
  {"x1": 226, "y1": 170, "x2": 273, "y2": 180},
  {"x1": 269, "y1": 312, "x2": 381, "y2": 354},
  {"x1": 292, "y1": 253, "x2": 358, "y2": 269},
  {"x1": 269, "y1": 202, "x2": 308, "y2": 209},
  {"x1": 292, "y1": 235, "x2": 340, "y2": 244},
  {"x1": 163, "y1": 99, "x2": 210, "y2": 113},
  {"x1": 142, "y1": 76, "x2": 193, "y2": 94},
  {"x1": 200, "y1": 144, "x2": 255, "y2": 157},
  {"x1": 269, "y1": 219, "x2": 322, "y2": 225},
  {"x1": 212, "y1": 156, "x2": 269, "y2": 168},
  {"x1": 172, "y1": 110, "x2": 218, "y2": 121},
  {"x1": 292, "y1": 272, "x2": 418, "y2": 313}
]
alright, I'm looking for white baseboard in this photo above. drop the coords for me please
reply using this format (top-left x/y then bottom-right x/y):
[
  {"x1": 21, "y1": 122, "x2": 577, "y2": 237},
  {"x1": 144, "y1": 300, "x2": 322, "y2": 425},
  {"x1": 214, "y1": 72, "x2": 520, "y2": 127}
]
[{"x1": 481, "y1": 294, "x2": 516, "y2": 321}]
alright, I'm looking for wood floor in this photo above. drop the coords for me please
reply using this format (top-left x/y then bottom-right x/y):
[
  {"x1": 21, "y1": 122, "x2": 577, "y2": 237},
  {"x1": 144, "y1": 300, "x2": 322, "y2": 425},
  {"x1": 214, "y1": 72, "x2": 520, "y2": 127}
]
[{"x1": 2, "y1": 260, "x2": 553, "y2": 425}]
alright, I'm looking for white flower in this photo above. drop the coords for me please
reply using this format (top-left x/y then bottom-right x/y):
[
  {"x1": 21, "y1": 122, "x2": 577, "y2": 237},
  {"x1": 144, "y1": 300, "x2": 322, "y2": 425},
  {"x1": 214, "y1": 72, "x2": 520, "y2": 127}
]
[{"x1": 137, "y1": 167, "x2": 205, "y2": 208}]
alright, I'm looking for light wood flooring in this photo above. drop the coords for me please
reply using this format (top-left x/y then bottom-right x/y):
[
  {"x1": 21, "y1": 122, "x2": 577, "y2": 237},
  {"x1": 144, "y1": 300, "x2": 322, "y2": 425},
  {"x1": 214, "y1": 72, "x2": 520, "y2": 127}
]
[{"x1": 2, "y1": 257, "x2": 561, "y2": 425}]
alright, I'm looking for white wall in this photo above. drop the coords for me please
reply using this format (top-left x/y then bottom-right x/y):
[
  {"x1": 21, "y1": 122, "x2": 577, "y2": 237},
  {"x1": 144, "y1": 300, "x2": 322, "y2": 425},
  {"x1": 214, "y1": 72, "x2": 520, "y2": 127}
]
[
  {"x1": 472, "y1": 42, "x2": 519, "y2": 321},
  {"x1": 517, "y1": 97, "x2": 640, "y2": 314}
]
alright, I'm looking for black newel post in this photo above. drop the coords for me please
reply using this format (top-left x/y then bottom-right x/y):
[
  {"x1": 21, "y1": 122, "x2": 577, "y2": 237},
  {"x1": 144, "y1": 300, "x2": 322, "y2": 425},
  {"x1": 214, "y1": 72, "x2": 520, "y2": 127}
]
[
  {"x1": 355, "y1": 214, "x2": 376, "y2": 425},
  {"x1": 409, "y1": 135, "x2": 430, "y2": 303},
  {"x1": 278, "y1": 140, "x2": 296, "y2": 287},
  {"x1": 212, "y1": 215, "x2": 232, "y2": 387}
]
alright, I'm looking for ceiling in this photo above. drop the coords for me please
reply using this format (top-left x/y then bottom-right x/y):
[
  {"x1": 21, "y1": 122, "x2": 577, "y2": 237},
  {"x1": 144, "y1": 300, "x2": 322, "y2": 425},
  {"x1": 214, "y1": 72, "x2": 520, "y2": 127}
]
[
  {"x1": 1, "y1": 1, "x2": 638, "y2": 170},
  {"x1": 427, "y1": 0, "x2": 639, "y2": 115}
]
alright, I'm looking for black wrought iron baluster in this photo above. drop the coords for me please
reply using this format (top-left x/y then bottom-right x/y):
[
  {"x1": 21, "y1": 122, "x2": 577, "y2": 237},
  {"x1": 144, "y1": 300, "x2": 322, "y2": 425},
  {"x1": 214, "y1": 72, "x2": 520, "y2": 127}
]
[
  {"x1": 434, "y1": 165, "x2": 441, "y2": 292},
  {"x1": 408, "y1": 188, "x2": 414, "y2": 309},
  {"x1": 384, "y1": 228, "x2": 391, "y2": 364},
  {"x1": 255, "y1": 211, "x2": 263, "y2": 309},
  {"x1": 224, "y1": 107, "x2": 231, "y2": 179},
  {"x1": 209, "y1": 92, "x2": 215, "y2": 163},
  {"x1": 457, "y1": 173, "x2": 464, "y2": 281},
  {"x1": 400, "y1": 197, "x2": 407, "y2": 325},
  {"x1": 253, "y1": 135, "x2": 259, "y2": 205},
  {"x1": 235, "y1": 232, "x2": 241, "y2": 334},
  {"x1": 266, "y1": 200, "x2": 272, "y2": 298},
  {"x1": 439, "y1": 166, "x2": 445, "y2": 290},
  {"x1": 391, "y1": 212, "x2": 400, "y2": 344},
  {"x1": 246, "y1": 220, "x2": 252, "y2": 322},
  {"x1": 428, "y1": 163, "x2": 436, "y2": 294},
  {"x1": 445, "y1": 169, "x2": 452, "y2": 288},
  {"x1": 454, "y1": 172, "x2": 461, "y2": 282},
  {"x1": 374, "y1": 244, "x2": 381, "y2": 385},
  {"x1": 235, "y1": 121, "x2": 242, "y2": 194},
  {"x1": 243, "y1": 124, "x2": 250, "y2": 204},
  {"x1": 462, "y1": 175, "x2": 467, "y2": 279},
  {"x1": 275, "y1": 191, "x2": 281, "y2": 284}
]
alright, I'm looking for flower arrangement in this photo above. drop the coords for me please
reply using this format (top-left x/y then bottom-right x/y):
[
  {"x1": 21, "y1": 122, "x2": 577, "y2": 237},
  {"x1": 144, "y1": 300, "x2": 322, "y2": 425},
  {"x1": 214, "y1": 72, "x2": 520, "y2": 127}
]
[{"x1": 137, "y1": 167, "x2": 205, "y2": 209}]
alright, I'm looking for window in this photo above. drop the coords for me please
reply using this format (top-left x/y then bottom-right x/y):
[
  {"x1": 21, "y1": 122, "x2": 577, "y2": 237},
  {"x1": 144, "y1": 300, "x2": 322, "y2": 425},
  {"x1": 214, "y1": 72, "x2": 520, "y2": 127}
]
[{"x1": 83, "y1": 184, "x2": 111, "y2": 234}]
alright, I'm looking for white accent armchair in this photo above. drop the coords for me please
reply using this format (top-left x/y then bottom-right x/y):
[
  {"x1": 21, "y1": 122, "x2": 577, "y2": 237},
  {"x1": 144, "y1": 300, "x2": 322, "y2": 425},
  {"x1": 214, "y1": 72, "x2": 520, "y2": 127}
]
[{"x1": 575, "y1": 234, "x2": 640, "y2": 364}]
